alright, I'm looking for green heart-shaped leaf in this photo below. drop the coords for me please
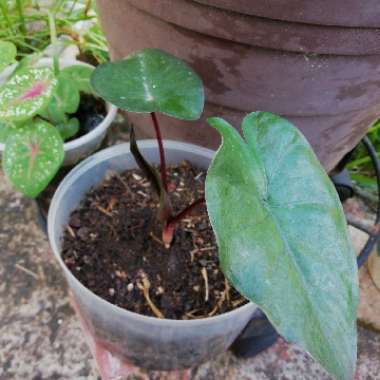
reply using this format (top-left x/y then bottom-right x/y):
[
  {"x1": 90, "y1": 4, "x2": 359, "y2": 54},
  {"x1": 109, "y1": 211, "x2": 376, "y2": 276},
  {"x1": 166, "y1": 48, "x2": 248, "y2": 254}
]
[
  {"x1": 0, "y1": 67, "x2": 57, "y2": 122},
  {"x1": 0, "y1": 41, "x2": 17, "y2": 72},
  {"x1": 3, "y1": 119, "x2": 64, "y2": 197},
  {"x1": 57, "y1": 117, "x2": 79, "y2": 141},
  {"x1": 60, "y1": 65, "x2": 94, "y2": 94},
  {"x1": 91, "y1": 48, "x2": 204, "y2": 120},
  {"x1": 39, "y1": 73, "x2": 80, "y2": 123},
  {"x1": 206, "y1": 112, "x2": 358, "y2": 380}
]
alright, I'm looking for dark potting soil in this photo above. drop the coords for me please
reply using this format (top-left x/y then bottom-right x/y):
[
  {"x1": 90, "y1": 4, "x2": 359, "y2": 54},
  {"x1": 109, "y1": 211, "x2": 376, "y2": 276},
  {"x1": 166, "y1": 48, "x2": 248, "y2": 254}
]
[
  {"x1": 61, "y1": 161, "x2": 247, "y2": 320},
  {"x1": 70, "y1": 93, "x2": 107, "y2": 140}
]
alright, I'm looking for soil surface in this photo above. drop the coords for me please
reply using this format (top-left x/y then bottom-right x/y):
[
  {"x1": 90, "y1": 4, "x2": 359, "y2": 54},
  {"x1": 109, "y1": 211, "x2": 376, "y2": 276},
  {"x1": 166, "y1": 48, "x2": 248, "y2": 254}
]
[{"x1": 61, "y1": 161, "x2": 246, "y2": 320}]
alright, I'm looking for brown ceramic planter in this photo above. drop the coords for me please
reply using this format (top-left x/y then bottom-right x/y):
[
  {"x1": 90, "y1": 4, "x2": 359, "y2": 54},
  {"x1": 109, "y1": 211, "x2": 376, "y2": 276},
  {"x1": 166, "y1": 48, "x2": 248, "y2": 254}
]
[{"x1": 96, "y1": 0, "x2": 380, "y2": 172}]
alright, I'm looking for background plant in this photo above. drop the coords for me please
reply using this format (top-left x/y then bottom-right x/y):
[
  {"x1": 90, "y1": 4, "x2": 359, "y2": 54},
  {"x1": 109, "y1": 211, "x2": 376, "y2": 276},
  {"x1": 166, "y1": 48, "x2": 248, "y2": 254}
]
[
  {"x1": 0, "y1": 40, "x2": 94, "y2": 197},
  {"x1": 0, "y1": 0, "x2": 108, "y2": 64}
]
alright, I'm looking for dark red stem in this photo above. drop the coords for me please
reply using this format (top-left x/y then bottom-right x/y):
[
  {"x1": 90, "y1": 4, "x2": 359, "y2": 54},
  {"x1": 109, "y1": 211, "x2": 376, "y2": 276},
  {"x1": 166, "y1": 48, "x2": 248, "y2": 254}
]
[
  {"x1": 167, "y1": 197, "x2": 205, "y2": 228},
  {"x1": 150, "y1": 112, "x2": 168, "y2": 191}
]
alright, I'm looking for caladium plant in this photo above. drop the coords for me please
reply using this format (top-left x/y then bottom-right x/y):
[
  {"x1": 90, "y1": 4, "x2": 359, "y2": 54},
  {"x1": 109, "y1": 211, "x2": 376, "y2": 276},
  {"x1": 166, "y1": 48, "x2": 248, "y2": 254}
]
[
  {"x1": 0, "y1": 41, "x2": 94, "y2": 197},
  {"x1": 91, "y1": 48, "x2": 358, "y2": 380}
]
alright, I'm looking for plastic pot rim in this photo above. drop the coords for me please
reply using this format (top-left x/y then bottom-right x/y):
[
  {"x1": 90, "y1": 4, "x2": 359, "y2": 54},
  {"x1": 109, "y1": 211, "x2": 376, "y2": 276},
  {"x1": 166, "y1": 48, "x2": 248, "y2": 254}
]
[{"x1": 48, "y1": 140, "x2": 256, "y2": 327}]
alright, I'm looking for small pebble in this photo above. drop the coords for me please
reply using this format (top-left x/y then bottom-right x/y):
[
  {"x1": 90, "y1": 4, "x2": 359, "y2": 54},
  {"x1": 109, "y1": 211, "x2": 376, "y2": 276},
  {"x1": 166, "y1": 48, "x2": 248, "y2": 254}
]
[
  {"x1": 109, "y1": 288, "x2": 115, "y2": 296},
  {"x1": 156, "y1": 286, "x2": 164, "y2": 295},
  {"x1": 127, "y1": 283, "x2": 134, "y2": 292},
  {"x1": 193, "y1": 285, "x2": 200, "y2": 292}
]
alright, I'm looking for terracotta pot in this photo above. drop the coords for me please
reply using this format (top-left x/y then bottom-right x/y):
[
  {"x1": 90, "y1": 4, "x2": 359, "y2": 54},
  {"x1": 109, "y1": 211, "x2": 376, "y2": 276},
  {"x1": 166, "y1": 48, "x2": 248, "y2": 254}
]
[{"x1": 96, "y1": 0, "x2": 380, "y2": 172}]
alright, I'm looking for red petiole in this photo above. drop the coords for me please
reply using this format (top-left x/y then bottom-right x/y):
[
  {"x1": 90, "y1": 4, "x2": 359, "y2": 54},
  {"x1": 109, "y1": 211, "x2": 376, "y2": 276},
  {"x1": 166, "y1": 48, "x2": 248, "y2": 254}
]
[{"x1": 150, "y1": 112, "x2": 168, "y2": 191}]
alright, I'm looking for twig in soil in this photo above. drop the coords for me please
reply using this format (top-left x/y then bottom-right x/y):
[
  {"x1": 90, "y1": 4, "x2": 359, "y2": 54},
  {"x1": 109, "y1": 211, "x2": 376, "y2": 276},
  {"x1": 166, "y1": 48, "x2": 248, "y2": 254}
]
[
  {"x1": 194, "y1": 171, "x2": 204, "y2": 181},
  {"x1": 15, "y1": 263, "x2": 40, "y2": 280},
  {"x1": 185, "y1": 309, "x2": 202, "y2": 319},
  {"x1": 190, "y1": 246, "x2": 217, "y2": 255},
  {"x1": 224, "y1": 278, "x2": 231, "y2": 303},
  {"x1": 232, "y1": 298, "x2": 246, "y2": 307},
  {"x1": 106, "y1": 196, "x2": 118, "y2": 212},
  {"x1": 95, "y1": 204, "x2": 113, "y2": 217},
  {"x1": 208, "y1": 291, "x2": 226, "y2": 317},
  {"x1": 201, "y1": 267, "x2": 209, "y2": 302},
  {"x1": 150, "y1": 232, "x2": 165, "y2": 247},
  {"x1": 137, "y1": 271, "x2": 165, "y2": 319},
  {"x1": 66, "y1": 225, "x2": 76, "y2": 238},
  {"x1": 113, "y1": 171, "x2": 131, "y2": 192}
]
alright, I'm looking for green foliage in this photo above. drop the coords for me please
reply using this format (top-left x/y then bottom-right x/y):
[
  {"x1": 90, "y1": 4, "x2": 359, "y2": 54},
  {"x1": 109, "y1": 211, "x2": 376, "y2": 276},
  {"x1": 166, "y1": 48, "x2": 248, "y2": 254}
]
[
  {"x1": 0, "y1": 1, "x2": 108, "y2": 64},
  {"x1": 0, "y1": 67, "x2": 57, "y2": 122},
  {"x1": 56, "y1": 117, "x2": 79, "y2": 141},
  {"x1": 3, "y1": 119, "x2": 64, "y2": 197},
  {"x1": 0, "y1": 42, "x2": 96, "y2": 197},
  {"x1": 39, "y1": 72, "x2": 80, "y2": 124},
  {"x1": 60, "y1": 65, "x2": 94, "y2": 94},
  {"x1": 0, "y1": 40, "x2": 17, "y2": 71},
  {"x1": 91, "y1": 48, "x2": 204, "y2": 120},
  {"x1": 205, "y1": 112, "x2": 358, "y2": 380}
]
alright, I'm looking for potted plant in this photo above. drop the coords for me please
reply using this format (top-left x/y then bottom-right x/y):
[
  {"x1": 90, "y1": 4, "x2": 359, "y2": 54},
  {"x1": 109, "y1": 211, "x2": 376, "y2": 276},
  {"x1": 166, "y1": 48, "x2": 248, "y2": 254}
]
[
  {"x1": 0, "y1": 40, "x2": 117, "y2": 202},
  {"x1": 48, "y1": 48, "x2": 358, "y2": 380},
  {"x1": 95, "y1": 0, "x2": 380, "y2": 173}
]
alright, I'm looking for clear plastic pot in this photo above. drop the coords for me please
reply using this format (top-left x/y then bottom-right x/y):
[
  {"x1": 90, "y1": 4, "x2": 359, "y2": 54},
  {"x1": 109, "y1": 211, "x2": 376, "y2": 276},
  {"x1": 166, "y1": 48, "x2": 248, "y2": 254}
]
[
  {"x1": 48, "y1": 140, "x2": 257, "y2": 370},
  {"x1": 0, "y1": 57, "x2": 118, "y2": 166}
]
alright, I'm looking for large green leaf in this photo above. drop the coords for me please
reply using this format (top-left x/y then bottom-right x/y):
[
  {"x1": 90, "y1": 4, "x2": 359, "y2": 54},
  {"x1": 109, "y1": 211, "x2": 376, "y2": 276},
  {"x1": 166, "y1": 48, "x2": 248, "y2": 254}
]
[
  {"x1": 91, "y1": 48, "x2": 204, "y2": 120},
  {"x1": 60, "y1": 65, "x2": 94, "y2": 94},
  {"x1": 0, "y1": 67, "x2": 57, "y2": 122},
  {"x1": 0, "y1": 41, "x2": 17, "y2": 72},
  {"x1": 3, "y1": 119, "x2": 64, "y2": 198},
  {"x1": 205, "y1": 112, "x2": 358, "y2": 380}
]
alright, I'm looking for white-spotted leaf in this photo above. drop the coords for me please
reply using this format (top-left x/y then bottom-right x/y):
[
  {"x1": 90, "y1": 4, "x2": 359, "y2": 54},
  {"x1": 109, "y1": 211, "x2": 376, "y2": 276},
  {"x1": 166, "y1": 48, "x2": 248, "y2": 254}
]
[
  {"x1": 3, "y1": 119, "x2": 64, "y2": 197},
  {"x1": 0, "y1": 41, "x2": 17, "y2": 72},
  {"x1": 205, "y1": 112, "x2": 358, "y2": 380},
  {"x1": 0, "y1": 67, "x2": 57, "y2": 122},
  {"x1": 91, "y1": 48, "x2": 204, "y2": 120}
]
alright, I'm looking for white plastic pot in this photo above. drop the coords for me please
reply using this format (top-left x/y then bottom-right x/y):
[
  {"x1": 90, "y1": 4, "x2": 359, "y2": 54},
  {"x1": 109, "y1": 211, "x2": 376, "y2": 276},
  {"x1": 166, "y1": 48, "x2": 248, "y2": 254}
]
[
  {"x1": 48, "y1": 141, "x2": 257, "y2": 370},
  {"x1": 0, "y1": 57, "x2": 118, "y2": 166}
]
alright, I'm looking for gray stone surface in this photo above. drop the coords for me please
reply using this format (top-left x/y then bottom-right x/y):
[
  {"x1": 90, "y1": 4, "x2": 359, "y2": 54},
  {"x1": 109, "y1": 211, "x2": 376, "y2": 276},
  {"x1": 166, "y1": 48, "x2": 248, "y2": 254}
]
[{"x1": 1, "y1": 170, "x2": 380, "y2": 380}]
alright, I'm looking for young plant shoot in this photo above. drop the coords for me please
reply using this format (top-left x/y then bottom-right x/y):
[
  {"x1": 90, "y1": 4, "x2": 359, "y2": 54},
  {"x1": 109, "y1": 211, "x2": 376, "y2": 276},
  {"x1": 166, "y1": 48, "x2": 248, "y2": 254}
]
[
  {"x1": 91, "y1": 48, "x2": 205, "y2": 246},
  {"x1": 91, "y1": 48, "x2": 358, "y2": 380},
  {"x1": 0, "y1": 41, "x2": 95, "y2": 197}
]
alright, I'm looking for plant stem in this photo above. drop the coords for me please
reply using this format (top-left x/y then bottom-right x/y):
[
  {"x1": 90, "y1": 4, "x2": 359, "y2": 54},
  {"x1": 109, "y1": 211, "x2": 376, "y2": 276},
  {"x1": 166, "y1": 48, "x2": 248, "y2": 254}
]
[
  {"x1": 167, "y1": 198, "x2": 205, "y2": 227},
  {"x1": 150, "y1": 112, "x2": 168, "y2": 191},
  {"x1": 162, "y1": 198, "x2": 205, "y2": 247}
]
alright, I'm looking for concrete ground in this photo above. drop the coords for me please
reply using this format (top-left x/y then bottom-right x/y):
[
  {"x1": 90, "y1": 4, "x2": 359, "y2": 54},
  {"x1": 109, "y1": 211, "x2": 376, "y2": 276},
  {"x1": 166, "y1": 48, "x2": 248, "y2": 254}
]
[{"x1": 1, "y1": 168, "x2": 380, "y2": 379}]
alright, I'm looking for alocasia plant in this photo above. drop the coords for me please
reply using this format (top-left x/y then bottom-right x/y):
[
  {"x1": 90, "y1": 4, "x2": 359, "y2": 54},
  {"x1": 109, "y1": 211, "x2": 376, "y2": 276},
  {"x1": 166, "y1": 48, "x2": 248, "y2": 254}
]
[
  {"x1": 92, "y1": 48, "x2": 358, "y2": 380},
  {"x1": 0, "y1": 41, "x2": 94, "y2": 197},
  {"x1": 91, "y1": 48, "x2": 205, "y2": 245}
]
